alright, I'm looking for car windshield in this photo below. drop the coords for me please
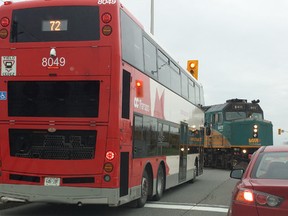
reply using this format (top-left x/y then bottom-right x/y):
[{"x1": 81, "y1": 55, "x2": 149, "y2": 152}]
[{"x1": 252, "y1": 152, "x2": 288, "y2": 179}]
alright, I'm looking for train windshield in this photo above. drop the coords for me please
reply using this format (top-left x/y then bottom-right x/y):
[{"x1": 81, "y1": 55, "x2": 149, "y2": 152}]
[
  {"x1": 11, "y1": 6, "x2": 100, "y2": 42},
  {"x1": 226, "y1": 112, "x2": 246, "y2": 120},
  {"x1": 248, "y1": 113, "x2": 263, "y2": 120},
  {"x1": 226, "y1": 112, "x2": 263, "y2": 121}
]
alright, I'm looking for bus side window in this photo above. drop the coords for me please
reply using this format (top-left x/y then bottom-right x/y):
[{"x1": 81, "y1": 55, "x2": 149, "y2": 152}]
[
  {"x1": 120, "y1": 10, "x2": 144, "y2": 72},
  {"x1": 143, "y1": 116, "x2": 157, "y2": 156},
  {"x1": 157, "y1": 50, "x2": 170, "y2": 89},
  {"x1": 133, "y1": 115, "x2": 144, "y2": 158},
  {"x1": 170, "y1": 61, "x2": 181, "y2": 94},
  {"x1": 181, "y1": 73, "x2": 188, "y2": 99},
  {"x1": 143, "y1": 37, "x2": 157, "y2": 78},
  {"x1": 188, "y1": 79, "x2": 195, "y2": 104}
]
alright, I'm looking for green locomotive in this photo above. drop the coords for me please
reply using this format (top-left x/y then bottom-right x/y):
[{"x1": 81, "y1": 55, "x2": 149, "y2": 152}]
[{"x1": 203, "y1": 99, "x2": 273, "y2": 169}]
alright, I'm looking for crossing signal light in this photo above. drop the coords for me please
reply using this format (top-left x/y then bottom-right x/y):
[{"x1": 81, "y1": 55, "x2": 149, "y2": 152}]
[
  {"x1": 136, "y1": 80, "x2": 143, "y2": 97},
  {"x1": 187, "y1": 60, "x2": 199, "y2": 80}
]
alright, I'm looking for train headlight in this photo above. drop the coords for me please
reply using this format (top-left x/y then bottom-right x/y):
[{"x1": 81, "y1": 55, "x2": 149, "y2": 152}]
[{"x1": 253, "y1": 125, "x2": 258, "y2": 138}]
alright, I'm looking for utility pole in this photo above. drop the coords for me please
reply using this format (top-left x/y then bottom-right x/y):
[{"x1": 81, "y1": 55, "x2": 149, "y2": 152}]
[{"x1": 150, "y1": 0, "x2": 154, "y2": 35}]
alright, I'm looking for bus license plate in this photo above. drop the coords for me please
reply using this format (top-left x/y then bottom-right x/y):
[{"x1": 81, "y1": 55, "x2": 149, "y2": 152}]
[{"x1": 44, "y1": 177, "x2": 60, "y2": 186}]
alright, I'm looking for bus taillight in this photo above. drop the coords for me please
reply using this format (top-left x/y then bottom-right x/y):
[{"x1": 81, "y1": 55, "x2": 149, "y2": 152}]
[
  {"x1": 4, "y1": 1, "x2": 12, "y2": 6},
  {"x1": 101, "y1": 12, "x2": 112, "y2": 36},
  {"x1": 101, "y1": 13, "x2": 112, "y2": 23},
  {"x1": 1, "y1": 17, "x2": 10, "y2": 27},
  {"x1": 104, "y1": 162, "x2": 113, "y2": 173},
  {"x1": 0, "y1": 28, "x2": 8, "y2": 39},
  {"x1": 106, "y1": 151, "x2": 115, "y2": 160},
  {"x1": 0, "y1": 17, "x2": 9, "y2": 39},
  {"x1": 102, "y1": 25, "x2": 112, "y2": 36}
]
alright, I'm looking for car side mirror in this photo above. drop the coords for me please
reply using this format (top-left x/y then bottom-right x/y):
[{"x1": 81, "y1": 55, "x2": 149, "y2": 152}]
[{"x1": 230, "y1": 169, "x2": 245, "y2": 179}]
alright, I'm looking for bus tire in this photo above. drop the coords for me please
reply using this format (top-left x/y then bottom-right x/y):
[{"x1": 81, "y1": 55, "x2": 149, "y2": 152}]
[
  {"x1": 188, "y1": 160, "x2": 197, "y2": 184},
  {"x1": 136, "y1": 169, "x2": 149, "y2": 208},
  {"x1": 153, "y1": 165, "x2": 165, "y2": 201}
]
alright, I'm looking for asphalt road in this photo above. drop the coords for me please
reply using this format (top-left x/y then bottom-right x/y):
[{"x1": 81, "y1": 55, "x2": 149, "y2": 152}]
[{"x1": 0, "y1": 168, "x2": 239, "y2": 216}]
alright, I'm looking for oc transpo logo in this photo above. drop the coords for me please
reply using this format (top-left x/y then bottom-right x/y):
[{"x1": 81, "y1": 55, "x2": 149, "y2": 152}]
[{"x1": 134, "y1": 98, "x2": 150, "y2": 113}]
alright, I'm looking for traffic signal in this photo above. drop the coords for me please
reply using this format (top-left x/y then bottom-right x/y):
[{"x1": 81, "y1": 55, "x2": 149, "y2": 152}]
[
  {"x1": 187, "y1": 60, "x2": 199, "y2": 80},
  {"x1": 253, "y1": 124, "x2": 258, "y2": 138},
  {"x1": 278, "y1": 128, "x2": 282, "y2": 135}
]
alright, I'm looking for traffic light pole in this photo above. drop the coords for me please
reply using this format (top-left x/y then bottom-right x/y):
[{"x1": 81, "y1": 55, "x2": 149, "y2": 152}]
[{"x1": 150, "y1": 0, "x2": 154, "y2": 35}]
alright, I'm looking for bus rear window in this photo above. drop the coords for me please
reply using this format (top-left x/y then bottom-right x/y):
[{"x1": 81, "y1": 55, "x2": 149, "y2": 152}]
[
  {"x1": 11, "y1": 6, "x2": 100, "y2": 42},
  {"x1": 8, "y1": 81, "x2": 100, "y2": 118}
]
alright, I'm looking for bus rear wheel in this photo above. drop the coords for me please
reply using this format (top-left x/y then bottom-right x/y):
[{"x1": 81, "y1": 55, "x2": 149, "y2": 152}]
[
  {"x1": 153, "y1": 165, "x2": 165, "y2": 201},
  {"x1": 136, "y1": 169, "x2": 149, "y2": 208}
]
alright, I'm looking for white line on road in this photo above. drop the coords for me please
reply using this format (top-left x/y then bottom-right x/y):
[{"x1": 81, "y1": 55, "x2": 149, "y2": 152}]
[{"x1": 145, "y1": 202, "x2": 229, "y2": 213}]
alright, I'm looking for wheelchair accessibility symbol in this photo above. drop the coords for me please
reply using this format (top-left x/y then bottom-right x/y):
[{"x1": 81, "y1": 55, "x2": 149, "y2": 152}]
[{"x1": 0, "y1": 91, "x2": 7, "y2": 100}]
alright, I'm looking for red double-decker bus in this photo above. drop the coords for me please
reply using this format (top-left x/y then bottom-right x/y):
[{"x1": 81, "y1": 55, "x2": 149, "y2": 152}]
[{"x1": 0, "y1": 0, "x2": 205, "y2": 207}]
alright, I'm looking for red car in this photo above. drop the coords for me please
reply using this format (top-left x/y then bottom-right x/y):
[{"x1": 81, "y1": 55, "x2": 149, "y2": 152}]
[{"x1": 228, "y1": 146, "x2": 288, "y2": 216}]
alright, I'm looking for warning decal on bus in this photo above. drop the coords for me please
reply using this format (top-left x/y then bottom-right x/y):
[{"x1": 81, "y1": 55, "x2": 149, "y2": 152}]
[
  {"x1": 98, "y1": 0, "x2": 116, "y2": 4},
  {"x1": 1, "y1": 56, "x2": 17, "y2": 76}
]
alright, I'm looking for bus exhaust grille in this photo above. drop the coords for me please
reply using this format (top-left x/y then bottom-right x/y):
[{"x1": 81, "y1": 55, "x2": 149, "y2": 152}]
[{"x1": 9, "y1": 129, "x2": 96, "y2": 160}]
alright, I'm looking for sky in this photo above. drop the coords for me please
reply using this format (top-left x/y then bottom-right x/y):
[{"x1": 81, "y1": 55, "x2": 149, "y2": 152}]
[
  {"x1": 1, "y1": 0, "x2": 287, "y2": 145},
  {"x1": 120, "y1": 0, "x2": 288, "y2": 145}
]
